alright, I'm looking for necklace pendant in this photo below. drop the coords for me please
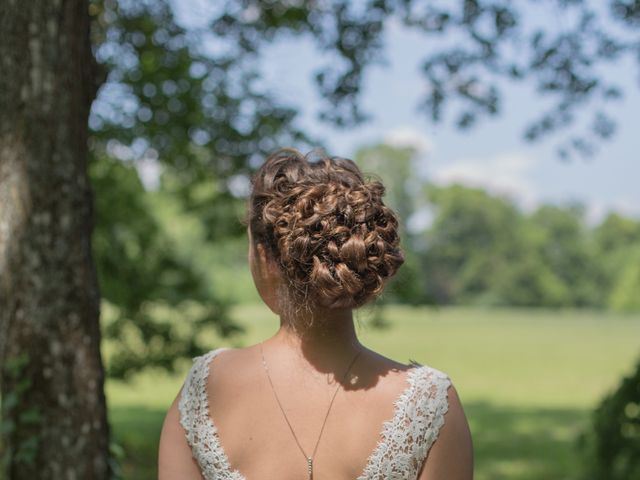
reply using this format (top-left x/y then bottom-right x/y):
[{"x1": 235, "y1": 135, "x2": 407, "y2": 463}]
[{"x1": 307, "y1": 457, "x2": 313, "y2": 479}]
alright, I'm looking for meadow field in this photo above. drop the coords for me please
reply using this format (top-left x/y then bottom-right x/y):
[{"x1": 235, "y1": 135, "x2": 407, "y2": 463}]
[{"x1": 107, "y1": 305, "x2": 640, "y2": 480}]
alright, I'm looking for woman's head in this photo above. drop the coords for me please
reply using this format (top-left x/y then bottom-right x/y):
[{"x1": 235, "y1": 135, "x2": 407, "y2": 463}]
[{"x1": 247, "y1": 147, "x2": 404, "y2": 314}]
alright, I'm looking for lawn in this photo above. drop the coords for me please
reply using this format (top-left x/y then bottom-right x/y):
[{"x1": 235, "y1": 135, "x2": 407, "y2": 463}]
[{"x1": 107, "y1": 305, "x2": 640, "y2": 479}]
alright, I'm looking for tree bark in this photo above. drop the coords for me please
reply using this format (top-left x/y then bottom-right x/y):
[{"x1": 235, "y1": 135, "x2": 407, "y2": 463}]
[{"x1": 0, "y1": 0, "x2": 110, "y2": 478}]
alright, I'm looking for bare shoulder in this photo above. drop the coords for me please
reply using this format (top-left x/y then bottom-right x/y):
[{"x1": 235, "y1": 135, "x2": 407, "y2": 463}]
[
  {"x1": 158, "y1": 385, "x2": 205, "y2": 479},
  {"x1": 157, "y1": 345, "x2": 253, "y2": 478},
  {"x1": 418, "y1": 381, "x2": 474, "y2": 480}
]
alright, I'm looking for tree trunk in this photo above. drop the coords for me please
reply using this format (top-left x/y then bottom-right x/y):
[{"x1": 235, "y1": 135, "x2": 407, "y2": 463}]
[{"x1": 0, "y1": 1, "x2": 110, "y2": 478}]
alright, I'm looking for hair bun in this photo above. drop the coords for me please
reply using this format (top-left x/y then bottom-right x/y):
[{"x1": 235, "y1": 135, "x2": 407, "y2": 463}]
[{"x1": 248, "y1": 148, "x2": 404, "y2": 309}]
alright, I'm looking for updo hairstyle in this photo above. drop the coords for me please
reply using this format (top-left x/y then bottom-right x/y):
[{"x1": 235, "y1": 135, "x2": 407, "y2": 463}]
[{"x1": 247, "y1": 147, "x2": 404, "y2": 310}]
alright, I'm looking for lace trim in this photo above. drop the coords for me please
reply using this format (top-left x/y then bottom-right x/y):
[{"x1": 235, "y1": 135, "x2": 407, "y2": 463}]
[
  {"x1": 179, "y1": 348, "x2": 451, "y2": 480},
  {"x1": 179, "y1": 348, "x2": 242, "y2": 480},
  {"x1": 356, "y1": 362, "x2": 451, "y2": 479}
]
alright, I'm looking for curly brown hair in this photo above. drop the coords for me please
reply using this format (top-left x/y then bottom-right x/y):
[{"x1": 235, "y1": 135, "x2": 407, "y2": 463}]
[{"x1": 247, "y1": 147, "x2": 404, "y2": 310}]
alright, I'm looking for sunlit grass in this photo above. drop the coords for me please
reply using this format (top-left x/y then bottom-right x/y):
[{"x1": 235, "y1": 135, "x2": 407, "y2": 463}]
[{"x1": 107, "y1": 305, "x2": 640, "y2": 479}]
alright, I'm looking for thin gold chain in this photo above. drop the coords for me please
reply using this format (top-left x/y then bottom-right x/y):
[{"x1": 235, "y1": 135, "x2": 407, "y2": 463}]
[{"x1": 259, "y1": 342, "x2": 361, "y2": 479}]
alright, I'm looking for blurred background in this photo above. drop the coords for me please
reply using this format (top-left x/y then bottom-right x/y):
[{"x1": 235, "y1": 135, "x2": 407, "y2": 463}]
[{"x1": 44, "y1": 0, "x2": 640, "y2": 478}]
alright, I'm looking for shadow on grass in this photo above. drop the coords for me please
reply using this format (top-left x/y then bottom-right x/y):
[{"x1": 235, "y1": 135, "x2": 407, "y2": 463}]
[
  {"x1": 110, "y1": 406, "x2": 166, "y2": 480},
  {"x1": 465, "y1": 401, "x2": 589, "y2": 480},
  {"x1": 109, "y1": 401, "x2": 591, "y2": 480}
]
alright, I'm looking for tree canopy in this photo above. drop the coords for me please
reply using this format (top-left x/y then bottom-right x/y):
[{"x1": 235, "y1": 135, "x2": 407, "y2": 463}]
[
  {"x1": 86, "y1": 0, "x2": 640, "y2": 378},
  {"x1": 207, "y1": 0, "x2": 639, "y2": 159}
]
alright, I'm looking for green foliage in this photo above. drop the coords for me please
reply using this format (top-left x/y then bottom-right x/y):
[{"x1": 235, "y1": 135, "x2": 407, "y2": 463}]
[
  {"x1": 529, "y1": 204, "x2": 601, "y2": 307},
  {"x1": 420, "y1": 184, "x2": 527, "y2": 304},
  {"x1": 491, "y1": 253, "x2": 571, "y2": 307},
  {"x1": 90, "y1": 0, "x2": 316, "y2": 232},
  {"x1": 595, "y1": 213, "x2": 640, "y2": 253},
  {"x1": 579, "y1": 355, "x2": 640, "y2": 480},
  {"x1": 108, "y1": 440, "x2": 126, "y2": 480},
  {"x1": 85, "y1": 0, "x2": 640, "y2": 380},
  {"x1": 594, "y1": 214, "x2": 640, "y2": 312},
  {"x1": 609, "y1": 247, "x2": 640, "y2": 312},
  {"x1": 0, "y1": 354, "x2": 40, "y2": 474},
  {"x1": 86, "y1": 0, "x2": 322, "y2": 378},
  {"x1": 387, "y1": 180, "x2": 640, "y2": 310},
  {"x1": 90, "y1": 152, "x2": 242, "y2": 379},
  {"x1": 205, "y1": 0, "x2": 640, "y2": 159}
]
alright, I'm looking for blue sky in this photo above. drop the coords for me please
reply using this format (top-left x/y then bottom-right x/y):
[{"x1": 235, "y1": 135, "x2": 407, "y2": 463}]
[{"x1": 170, "y1": 2, "x2": 639, "y2": 224}]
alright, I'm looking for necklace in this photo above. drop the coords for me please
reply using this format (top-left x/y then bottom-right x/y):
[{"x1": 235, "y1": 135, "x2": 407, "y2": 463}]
[{"x1": 259, "y1": 342, "x2": 361, "y2": 480}]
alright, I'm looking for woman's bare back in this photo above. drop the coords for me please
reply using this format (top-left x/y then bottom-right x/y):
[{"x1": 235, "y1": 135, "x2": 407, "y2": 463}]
[
  {"x1": 159, "y1": 344, "x2": 471, "y2": 480},
  {"x1": 206, "y1": 345, "x2": 417, "y2": 478},
  {"x1": 159, "y1": 149, "x2": 473, "y2": 479}
]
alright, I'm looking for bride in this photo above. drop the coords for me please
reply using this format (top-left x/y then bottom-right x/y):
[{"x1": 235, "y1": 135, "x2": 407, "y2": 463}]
[{"x1": 159, "y1": 148, "x2": 473, "y2": 479}]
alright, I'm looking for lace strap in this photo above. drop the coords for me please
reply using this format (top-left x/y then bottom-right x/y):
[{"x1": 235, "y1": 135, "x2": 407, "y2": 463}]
[
  {"x1": 412, "y1": 366, "x2": 452, "y2": 466},
  {"x1": 178, "y1": 347, "x2": 241, "y2": 480},
  {"x1": 356, "y1": 364, "x2": 452, "y2": 479},
  {"x1": 178, "y1": 349, "x2": 220, "y2": 446}
]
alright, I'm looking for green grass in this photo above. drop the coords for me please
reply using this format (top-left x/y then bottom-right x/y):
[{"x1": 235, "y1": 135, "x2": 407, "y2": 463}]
[{"x1": 107, "y1": 305, "x2": 640, "y2": 479}]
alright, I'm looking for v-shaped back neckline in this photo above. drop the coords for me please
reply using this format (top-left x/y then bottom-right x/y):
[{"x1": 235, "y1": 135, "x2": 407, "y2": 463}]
[{"x1": 196, "y1": 347, "x2": 431, "y2": 480}]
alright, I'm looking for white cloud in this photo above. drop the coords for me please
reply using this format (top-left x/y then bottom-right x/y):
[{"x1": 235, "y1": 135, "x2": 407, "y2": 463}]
[
  {"x1": 584, "y1": 197, "x2": 640, "y2": 226},
  {"x1": 428, "y1": 152, "x2": 539, "y2": 211},
  {"x1": 383, "y1": 126, "x2": 434, "y2": 156}
]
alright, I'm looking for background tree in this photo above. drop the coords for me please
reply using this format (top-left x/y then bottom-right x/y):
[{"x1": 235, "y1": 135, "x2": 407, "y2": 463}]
[
  {"x1": 528, "y1": 204, "x2": 599, "y2": 307},
  {"x1": 419, "y1": 185, "x2": 525, "y2": 305},
  {"x1": 354, "y1": 143, "x2": 428, "y2": 305},
  {"x1": 608, "y1": 250, "x2": 640, "y2": 312},
  {"x1": 87, "y1": 0, "x2": 318, "y2": 378},
  {"x1": 0, "y1": 1, "x2": 110, "y2": 478},
  {"x1": 88, "y1": 0, "x2": 640, "y2": 378},
  {"x1": 90, "y1": 153, "x2": 242, "y2": 379},
  {"x1": 209, "y1": 0, "x2": 640, "y2": 160},
  {"x1": 578, "y1": 359, "x2": 640, "y2": 480},
  {"x1": 594, "y1": 213, "x2": 640, "y2": 312},
  {"x1": 2, "y1": 0, "x2": 639, "y2": 476}
]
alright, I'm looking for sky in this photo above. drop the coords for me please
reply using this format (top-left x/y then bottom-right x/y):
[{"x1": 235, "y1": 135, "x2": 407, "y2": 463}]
[{"x1": 168, "y1": 1, "x2": 640, "y2": 225}]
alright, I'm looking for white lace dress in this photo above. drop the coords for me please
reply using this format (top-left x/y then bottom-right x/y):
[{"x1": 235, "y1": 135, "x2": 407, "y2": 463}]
[{"x1": 179, "y1": 347, "x2": 452, "y2": 480}]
